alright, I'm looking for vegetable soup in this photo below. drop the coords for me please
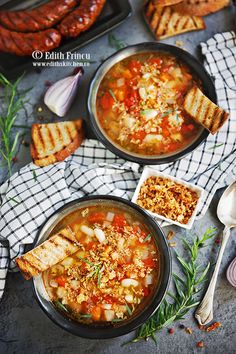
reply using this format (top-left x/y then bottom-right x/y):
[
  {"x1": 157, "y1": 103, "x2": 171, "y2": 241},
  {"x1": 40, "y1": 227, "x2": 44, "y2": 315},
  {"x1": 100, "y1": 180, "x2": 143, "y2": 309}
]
[
  {"x1": 43, "y1": 204, "x2": 160, "y2": 324},
  {"x1": 96, "y1": 52, "x2": 202, "y2": 156}
]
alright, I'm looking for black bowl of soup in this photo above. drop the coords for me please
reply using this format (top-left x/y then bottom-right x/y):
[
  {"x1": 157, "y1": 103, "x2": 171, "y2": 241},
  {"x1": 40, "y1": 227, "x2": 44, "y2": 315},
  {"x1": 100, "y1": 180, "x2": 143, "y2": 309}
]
[
  {"x1": 87, "y1": 42, "x2": 216, "y2": 164},
  {"x1": 32, "y1": 196, "x2": 171, "y2": 338}
]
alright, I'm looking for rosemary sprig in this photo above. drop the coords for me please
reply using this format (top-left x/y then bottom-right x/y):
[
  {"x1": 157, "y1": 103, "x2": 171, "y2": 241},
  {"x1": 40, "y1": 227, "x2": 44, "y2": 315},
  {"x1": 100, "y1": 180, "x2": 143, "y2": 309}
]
[
  {"x1": 32, "y1": 170, "x2": 38, "y2": 182},
  {"x1": 132, "y1": 228, "x2": 216, "y2": 343},
  {"x1": 79, "y1": 313, "x2": 92, "y2": 319},
  {"x1": 108, "y1": 33, "x2": 126, "y2": 50},
  {"x1": 0, "y1": 73, "x2": 27, "y2": 176},
  {"x1": 208, "y1": 143, "x2": 224, "y2": 150},
  {"x1": 79, "y1": 257, "x2": 102, "y2": 288},
  {"x1": 143, "y1": 234, "x2": 152, "y2": 242},
  {"x1": 125, "y1": 302, "x2": 133, "y2": 316},
  {"x1": 54, "y1": 300, "x2": 69, "y2": 313},
  {"x1": 109, "y1": 89, "x2": 117, "y2": 101}
]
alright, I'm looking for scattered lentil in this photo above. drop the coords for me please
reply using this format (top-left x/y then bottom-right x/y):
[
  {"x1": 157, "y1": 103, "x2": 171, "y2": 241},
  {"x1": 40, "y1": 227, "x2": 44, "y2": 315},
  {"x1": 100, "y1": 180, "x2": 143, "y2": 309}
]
[
  {"x1": 197, "y1": 341, "x2": 204, "y2": 348},
  {"x1": 175, "y1": 40, "x2": 184, "y2": 47},
  {"x1": 185, "y1": 327, "x2": 193, "y2": 334},
  {"x1": 167, "y1": 230, "x2": 175, "y2": 240},
  {"x1": 169, "y1": 242, "x2": 177, "y2": 247}
]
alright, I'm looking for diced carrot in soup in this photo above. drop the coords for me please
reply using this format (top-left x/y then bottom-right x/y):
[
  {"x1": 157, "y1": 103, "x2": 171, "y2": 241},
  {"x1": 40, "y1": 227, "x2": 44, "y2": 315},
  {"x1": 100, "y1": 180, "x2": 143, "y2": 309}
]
[
  {"x1": 92, "y1": 306, "x2": 102, "y2": 321},
  {"x1": 112, "y1": 214, "x2": 127, "y2": 228},
  {"x1": 100, "y1": 91, "x2": 114, "y2": 110},
  {"x1": 88, "y1": 212, "x2": 106, "y2": 224},
  {"x1": 55, "y1": 276, "x2": 66, "y2": 287}
]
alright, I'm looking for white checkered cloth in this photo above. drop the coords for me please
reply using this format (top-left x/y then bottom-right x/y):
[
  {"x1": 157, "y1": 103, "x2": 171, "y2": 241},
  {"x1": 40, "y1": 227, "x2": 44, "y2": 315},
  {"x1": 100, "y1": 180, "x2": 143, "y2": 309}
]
[{"x1": 0, "y1": 31, "x2": 236, "y2": 300}]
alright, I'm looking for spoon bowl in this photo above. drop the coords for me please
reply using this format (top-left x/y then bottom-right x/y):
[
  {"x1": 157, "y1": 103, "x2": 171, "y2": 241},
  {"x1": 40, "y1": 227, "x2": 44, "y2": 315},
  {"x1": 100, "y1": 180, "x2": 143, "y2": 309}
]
[{"x1": 217, "y1": 181, "x2": 236, "y2": 228}]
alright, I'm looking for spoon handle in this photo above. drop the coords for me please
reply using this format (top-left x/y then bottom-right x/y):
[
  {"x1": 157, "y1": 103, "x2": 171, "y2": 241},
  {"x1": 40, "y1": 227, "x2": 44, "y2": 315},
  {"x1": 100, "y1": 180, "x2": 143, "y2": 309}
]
[{"x1": 195, "y1": 226, "x2": 231, "y2": 325}]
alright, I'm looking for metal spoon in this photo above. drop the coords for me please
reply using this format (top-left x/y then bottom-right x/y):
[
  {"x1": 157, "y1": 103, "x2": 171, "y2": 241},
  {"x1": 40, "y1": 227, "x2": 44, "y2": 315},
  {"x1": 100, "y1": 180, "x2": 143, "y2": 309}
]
[{"x1": 195, "y1": 180, "x2": 236, "y2": 325}]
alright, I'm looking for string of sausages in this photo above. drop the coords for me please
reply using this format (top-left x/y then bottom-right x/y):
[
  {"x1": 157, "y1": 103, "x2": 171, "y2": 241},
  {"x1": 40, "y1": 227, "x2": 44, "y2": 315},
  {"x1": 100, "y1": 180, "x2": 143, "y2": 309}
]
[{"x1": 0, "y1": 0, "x2": 106, "y2": 56}]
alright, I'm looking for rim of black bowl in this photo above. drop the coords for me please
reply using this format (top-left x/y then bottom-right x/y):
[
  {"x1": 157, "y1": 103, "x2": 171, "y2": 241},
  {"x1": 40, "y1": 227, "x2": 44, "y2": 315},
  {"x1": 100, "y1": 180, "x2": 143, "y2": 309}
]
[
  {"x1": 87, "y1": 42, "x2": 216, "y2": 165},
  {"x1": 32, "y1": 195, "x2": 171, "y2": 339}
]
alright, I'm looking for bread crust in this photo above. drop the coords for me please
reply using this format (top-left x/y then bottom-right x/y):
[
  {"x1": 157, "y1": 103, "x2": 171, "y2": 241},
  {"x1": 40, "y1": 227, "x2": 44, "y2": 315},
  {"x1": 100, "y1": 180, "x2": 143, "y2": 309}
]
[
  {"x1": 152, "y1": 0, "x2": 182, "y2": 5},
  {"x1": 173, "y1": 0, "x2": 230, "y2": 16}
]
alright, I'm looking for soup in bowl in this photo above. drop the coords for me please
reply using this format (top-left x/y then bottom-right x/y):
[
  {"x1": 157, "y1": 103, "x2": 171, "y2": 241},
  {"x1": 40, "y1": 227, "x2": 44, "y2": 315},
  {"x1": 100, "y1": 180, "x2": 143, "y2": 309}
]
[
  {"x1": 33, "y1": 196, "x2": 171, "y2": 338},
  {"x1": 88, "y1": 43, "x2": 216, "y2": 164}
]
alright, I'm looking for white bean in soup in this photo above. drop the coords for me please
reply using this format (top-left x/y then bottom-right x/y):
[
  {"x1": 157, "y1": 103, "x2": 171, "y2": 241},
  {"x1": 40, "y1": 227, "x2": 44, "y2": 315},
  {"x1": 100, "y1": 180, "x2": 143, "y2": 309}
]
[{"x1": 43, "y1": 205, "x2": 160, "y2": 324}]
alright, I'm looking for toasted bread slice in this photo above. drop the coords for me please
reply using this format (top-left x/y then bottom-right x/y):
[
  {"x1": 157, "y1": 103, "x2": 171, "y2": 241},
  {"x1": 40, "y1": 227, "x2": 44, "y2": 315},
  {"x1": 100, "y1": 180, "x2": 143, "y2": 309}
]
[
  {"x1": 16, "y1": 226, "x2": 79, "y2": 279},
  {"x1": 153, "y1": 0, "x2": 183, "y2": 5},
  {"x1": 173, "y1": 0, "x2": 230, "y2": 16},
  {"x1": 30, "y1": 119, "x2": 84, "y2": 167},
  {"x1": 183, "y1": 86, "x2": 229, "y2": 134},
  {"x1": 145, "y1": 2, "x2": 205, "y2": 39}
]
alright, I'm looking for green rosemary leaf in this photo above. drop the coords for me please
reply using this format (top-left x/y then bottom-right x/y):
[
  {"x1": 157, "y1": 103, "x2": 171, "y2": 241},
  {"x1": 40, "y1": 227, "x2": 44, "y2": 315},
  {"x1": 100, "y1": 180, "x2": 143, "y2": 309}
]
[
  {"x1": 195, "y1": 262, "x2": 210, "y2": 284},
  {"x1": 97, "y1": 267, "x2": 101, "y2": 288},
  {"x1": 208, "y1": 143, "x2": 224, "y2": 150},
  {"x1": 54, "y1": 300, "x2": 69, "y2": 313},
  {"x1": 11, "y1": 131, "x2": 20, "y2": 154},
  {"x1": 32, "y1": 170, "x2": 38, "y2": 182},
  {"x1": 109, "y1": 89, "x2": 117, "y2": 101},
  {"x1": 108, "y1": 33, "x2": 126, "y2": 50},
  {"x1": 126, "y1": 303, "x2": 133, "y2": 316},
  {"x1": 79, "y1": 257, "x2": 101, "y2": 288},
  {"x1": 79, "y1": 313, "x2": 92, "y2": 318},
  {"x1": 79, "y1": 256, "x2": 93, "y2": 266},
  {"x1": 172, "y1": 273, "x2": 185, "y2": 285},
  {"x1": 151, "y1": 333, "x2": 157, "y2": 345},
  {"x1": 143, "y1": 234, "x2": 152, "y2": 242},
  {"x1": 112, "y1": 318, "x2": 123, "y2": 323}
]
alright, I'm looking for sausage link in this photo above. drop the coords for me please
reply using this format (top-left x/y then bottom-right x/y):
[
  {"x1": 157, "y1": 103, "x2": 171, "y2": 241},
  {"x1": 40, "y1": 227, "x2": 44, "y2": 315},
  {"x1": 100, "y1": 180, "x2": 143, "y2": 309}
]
[
  {"x1": 0, "y1": 25, "x2": 61, "y2": 56},
  {"x1": 58, "y1": 0, "x2": 106, "y2": 37},
  {"x1": 0, "y1": 0, "x2": 77, "y2": 33}
]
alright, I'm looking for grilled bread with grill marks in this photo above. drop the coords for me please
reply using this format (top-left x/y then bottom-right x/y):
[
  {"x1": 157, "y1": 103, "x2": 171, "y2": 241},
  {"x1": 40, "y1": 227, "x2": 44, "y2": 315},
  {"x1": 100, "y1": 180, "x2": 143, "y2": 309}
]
[
  {"x1": 16, "y1": 227, "x2": 79, "y2": 279},
  {"x1": 152, "y1": 0, "x2": 183, "y2": 5},
  {"x1": 31, "y1": 120, "x2": 84, "y2": 167},
  {"x1": 173, "y1": 0, "x2": 230, "y2": 16},
  {"x1": 145, "y1": 1, "x2": 205, "y2": 39},
  {"x1": 183, "y1": 86, "x2": 229, "y2": 134}
]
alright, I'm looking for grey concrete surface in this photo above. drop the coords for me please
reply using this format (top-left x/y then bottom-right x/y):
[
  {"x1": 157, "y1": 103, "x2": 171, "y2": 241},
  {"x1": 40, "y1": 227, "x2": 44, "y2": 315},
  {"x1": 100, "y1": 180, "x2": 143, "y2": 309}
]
[{"x1": 0, "y1": 1, "x2": 236, "y2": 353}]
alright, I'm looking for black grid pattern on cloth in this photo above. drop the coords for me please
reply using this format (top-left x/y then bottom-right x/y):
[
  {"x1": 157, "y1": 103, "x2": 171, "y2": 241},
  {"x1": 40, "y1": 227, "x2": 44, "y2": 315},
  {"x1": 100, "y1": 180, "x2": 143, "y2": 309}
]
[{"x1": 0, "y1": 32, "x2": 236, "y2": 300}]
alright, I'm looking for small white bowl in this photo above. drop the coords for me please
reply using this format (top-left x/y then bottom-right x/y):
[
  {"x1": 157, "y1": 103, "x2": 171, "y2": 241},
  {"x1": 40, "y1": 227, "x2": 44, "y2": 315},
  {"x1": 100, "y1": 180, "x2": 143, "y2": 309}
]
[{"x1": 132, "y1": 166, "x2": 204, "y2": 229}]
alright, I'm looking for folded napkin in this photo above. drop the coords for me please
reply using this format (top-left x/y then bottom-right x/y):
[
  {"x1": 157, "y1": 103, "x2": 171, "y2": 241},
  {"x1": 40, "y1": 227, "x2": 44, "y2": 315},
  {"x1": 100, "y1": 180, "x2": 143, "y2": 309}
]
[{"x1": 0, "y1": 31, "x2": 236, "y2": 301}]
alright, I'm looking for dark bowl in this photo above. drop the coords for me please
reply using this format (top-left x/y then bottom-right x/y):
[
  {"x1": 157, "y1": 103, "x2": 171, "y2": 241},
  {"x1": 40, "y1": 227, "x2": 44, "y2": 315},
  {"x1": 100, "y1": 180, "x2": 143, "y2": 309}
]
[
  {"x1": 87, "y1": 42, "x2": 216, "y2": 165},
  {"x1": 32, "y1": 195, "x2": 171, "y2": 339}
]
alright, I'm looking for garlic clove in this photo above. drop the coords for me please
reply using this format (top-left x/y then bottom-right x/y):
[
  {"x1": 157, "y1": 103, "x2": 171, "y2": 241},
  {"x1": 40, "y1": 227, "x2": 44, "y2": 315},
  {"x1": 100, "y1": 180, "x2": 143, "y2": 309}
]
[{"x1": 44, "y1": 67, "x2": 83, "y2": 117}]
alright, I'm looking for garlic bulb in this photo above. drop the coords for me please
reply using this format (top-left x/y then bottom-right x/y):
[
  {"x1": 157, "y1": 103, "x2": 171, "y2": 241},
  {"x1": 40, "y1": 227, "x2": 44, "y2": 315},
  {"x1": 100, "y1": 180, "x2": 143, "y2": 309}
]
[{"x1": 44, "y1": 67, "x2": 83, "y2": 117}]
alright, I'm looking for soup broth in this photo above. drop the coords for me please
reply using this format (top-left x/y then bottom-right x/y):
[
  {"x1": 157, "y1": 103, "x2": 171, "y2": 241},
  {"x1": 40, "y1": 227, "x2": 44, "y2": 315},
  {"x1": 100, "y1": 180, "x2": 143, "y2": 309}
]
[
  {"x1": 96, "y1": 52, "x2": 202, "y2": 156},
  {"x1": 43, "y1": 204, "x2": 160, "y2": 324}
]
